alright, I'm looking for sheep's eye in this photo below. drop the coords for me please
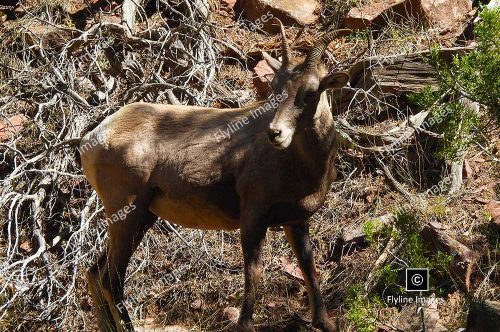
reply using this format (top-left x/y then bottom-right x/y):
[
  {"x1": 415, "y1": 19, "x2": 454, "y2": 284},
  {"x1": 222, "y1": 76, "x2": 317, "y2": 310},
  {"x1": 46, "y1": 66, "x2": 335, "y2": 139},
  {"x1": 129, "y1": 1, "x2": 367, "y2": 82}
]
[
  {"x1": 271, "y1": 79, "x2": 278, "y2": 90},
  {"x1": 271, "y1": 77, "x2": 285, "y2": 93},
  {"x1": 294, "y1": 89, "x2": 316, "y2": 107},
  {"x1": 304, "y1": 91, "x2": 316, "y2": 102},
  {"x1": 298, "y1": 91, "x2": 316, "y2": 106}
]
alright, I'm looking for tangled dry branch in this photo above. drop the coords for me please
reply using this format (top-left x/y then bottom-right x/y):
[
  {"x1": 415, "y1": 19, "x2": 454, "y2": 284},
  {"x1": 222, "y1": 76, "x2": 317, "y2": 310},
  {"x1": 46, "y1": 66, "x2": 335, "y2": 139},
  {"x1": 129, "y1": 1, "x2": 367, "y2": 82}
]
[
  {"x1": 0, "y1": 1, "x2": 249, "y2": 329},
  {"x1": 0, "y1": 1, "x2": 485, "y2": 330}
]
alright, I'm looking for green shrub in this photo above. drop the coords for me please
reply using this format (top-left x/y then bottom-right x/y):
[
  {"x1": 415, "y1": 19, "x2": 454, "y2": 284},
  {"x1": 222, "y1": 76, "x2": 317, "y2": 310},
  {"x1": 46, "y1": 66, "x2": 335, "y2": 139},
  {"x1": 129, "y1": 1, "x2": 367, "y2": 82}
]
[
  {"x1": 393, "y1": 210, "x2": 452, "y2": 271},
  {"x1": 363, "y1": 218, "x2": 390, "y2": 247},
  {"x1": 378, "y1": 264, "x2": 401, "y2": 290},
  {"x1": 434, "y1": 7, "x2": 499, "y2": 111},
  {"x1": 365, "y1": 210, "x2": 452, "y2": 292},
  {"x1": 394, "y1": 211, "x2": 430, "y2": 268},
  {"x1": 409, "y1": 7, "x2": 499, "y2": 160},
  {"x1": 430, "y1": 251, "x2": 453, "y2": 277},
  {"x1": 345, "y1": 284, "x2": 382, "y2": 332}
]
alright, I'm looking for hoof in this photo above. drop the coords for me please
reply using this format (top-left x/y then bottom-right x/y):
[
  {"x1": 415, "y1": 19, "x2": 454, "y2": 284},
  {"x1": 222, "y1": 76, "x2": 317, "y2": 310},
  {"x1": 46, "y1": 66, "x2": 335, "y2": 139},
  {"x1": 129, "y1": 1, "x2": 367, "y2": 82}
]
[
  {"x1": 236, "y1": 320, "x2": 256, "y2": 332},
  {"x1": 312, "y1": 317, "x2": 338, "y2": 332}
]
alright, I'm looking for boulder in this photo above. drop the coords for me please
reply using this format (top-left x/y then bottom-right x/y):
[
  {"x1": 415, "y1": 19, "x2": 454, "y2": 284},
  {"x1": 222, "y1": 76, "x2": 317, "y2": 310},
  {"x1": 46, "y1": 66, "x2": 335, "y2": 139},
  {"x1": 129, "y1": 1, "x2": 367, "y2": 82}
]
[
  {"x1": 467, "y1": 300, "x2": 500, "y2": 331},
  {"x1": 135, "y1": 318, "x2": 189, "y2": 332},
  {"x1": 0, "y1": 114, "x2": 27, "y2": 142},
  {"x1": 486, "y1": 200, "x2": 500, "y2": 231},
  {"x1": 344, "y1": 0, "x2": 473, "y2": 34},
  {"x1": 394, "y1": 294, "x2": 447, "y2": 332},
  {"x1": 417, "y1": 0, "x2": 472, "y2": 28},
  {"x1": 416, "y1": 0, "x2": 473, "y2": 31},
  {"x1": 222, "y1": 306, "x2": 240, "y2": 323},
  {"x1": 344, "y1": 0, "x2": 408, "y2": 30},
  {"x1": 221, "y1": 0, "x2": 237, "y2": 11},
  {"x1": 253, "y1": 59, "x2": 275, "y2": 96},
  {"x1": 239, "y1": 0, "x2": 320, "y2": 31}
]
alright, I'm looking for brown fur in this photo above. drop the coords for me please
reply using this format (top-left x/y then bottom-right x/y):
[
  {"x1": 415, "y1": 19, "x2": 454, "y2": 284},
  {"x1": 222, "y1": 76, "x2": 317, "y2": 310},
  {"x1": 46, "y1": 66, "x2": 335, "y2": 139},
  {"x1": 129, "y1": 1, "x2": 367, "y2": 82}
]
[{"x1": 81, "y1": 28, "x2": 350, "y2": 332}]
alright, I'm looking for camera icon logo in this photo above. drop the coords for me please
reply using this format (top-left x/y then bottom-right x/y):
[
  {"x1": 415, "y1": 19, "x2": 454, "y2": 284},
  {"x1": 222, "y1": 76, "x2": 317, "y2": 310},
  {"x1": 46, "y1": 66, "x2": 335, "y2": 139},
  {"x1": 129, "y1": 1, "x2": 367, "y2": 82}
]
[{"x1": 405, "y1": 268, "x2": 429, "y2": 291}]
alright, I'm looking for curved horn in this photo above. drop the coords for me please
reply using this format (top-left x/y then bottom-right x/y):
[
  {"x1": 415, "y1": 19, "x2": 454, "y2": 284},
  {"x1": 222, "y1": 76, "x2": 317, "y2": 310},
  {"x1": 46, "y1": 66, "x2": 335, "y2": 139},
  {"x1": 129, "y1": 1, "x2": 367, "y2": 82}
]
[
  {"x1": 304, "y1": 29, "x2": 352, "y2": 71},
  {"x1": 273, "y1": 18, "x2": 291, "y2": 69}
]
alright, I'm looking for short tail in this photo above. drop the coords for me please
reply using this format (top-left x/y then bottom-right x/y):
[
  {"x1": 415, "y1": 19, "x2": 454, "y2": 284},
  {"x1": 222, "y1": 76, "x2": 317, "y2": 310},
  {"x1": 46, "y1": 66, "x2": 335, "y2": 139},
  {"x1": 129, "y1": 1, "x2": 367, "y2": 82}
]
[
  {"x1": 51, "y1": 137, "x2": 82, "y2": 167},
  {"x1": 70, "y1": 138, "x2": 82, "y2": 167},
  {"x1": 74, "y1": 145, "x2": 82, "y2": 167}
]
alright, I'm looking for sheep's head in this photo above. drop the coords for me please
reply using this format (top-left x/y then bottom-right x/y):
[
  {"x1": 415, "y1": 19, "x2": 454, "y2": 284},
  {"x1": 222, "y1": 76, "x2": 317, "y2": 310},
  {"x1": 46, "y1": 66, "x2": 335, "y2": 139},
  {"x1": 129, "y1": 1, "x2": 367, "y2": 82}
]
[{"x1": 263, "y1": 21, "x2": 350, "y2": 149}]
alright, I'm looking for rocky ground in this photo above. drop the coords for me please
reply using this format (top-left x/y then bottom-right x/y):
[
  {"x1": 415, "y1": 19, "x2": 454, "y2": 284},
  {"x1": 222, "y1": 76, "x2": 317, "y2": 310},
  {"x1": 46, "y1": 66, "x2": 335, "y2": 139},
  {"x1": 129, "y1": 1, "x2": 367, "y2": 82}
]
[{"x1": 0, "y1": 1, "x2": 498, "y2": 331}]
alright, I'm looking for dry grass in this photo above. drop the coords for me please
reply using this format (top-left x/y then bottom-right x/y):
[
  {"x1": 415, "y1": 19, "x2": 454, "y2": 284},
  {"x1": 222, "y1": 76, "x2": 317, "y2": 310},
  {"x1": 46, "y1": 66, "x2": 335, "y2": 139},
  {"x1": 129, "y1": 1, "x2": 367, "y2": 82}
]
[{"x1": 1, "y1": 1, "x2": 498, "y2": 332}]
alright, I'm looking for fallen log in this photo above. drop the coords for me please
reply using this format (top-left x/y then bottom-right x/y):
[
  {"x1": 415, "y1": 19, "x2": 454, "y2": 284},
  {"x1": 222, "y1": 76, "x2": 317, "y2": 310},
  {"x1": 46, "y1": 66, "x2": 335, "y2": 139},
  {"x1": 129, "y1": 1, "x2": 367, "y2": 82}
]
[
  {"x1": 336, "y1": 110, "x2": 430, "y2": 153},
  {"x1": 331, "y1": 46, "x2": 474, "y2": 112},
  {"x1": 420, "y1": 221, "x2": 479, "y2": 291}
]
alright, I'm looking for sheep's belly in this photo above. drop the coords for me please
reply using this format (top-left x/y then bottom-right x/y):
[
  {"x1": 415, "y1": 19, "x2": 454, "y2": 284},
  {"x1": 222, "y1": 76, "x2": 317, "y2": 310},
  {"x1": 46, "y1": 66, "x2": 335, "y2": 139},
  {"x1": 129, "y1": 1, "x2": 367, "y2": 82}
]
[{"x1": 149, "y1": 192, "x2": 240, "y2": 231}]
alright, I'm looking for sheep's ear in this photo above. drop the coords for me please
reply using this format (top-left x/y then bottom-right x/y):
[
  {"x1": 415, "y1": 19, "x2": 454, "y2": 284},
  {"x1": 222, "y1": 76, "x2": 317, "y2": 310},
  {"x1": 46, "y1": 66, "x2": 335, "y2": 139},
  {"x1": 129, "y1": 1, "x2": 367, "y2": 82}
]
[
  {"x1": 262, "y1": 51, "x2": 282, "y2": 72},
  {"x1": 319, "y1": 71, "x2": 350, "y2": 92}
]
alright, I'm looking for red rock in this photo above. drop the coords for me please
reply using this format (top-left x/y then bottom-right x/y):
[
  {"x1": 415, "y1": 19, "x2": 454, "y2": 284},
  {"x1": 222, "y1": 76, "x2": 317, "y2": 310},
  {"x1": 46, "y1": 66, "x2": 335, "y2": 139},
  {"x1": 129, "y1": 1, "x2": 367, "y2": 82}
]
[
  {"x1": 0, "y1": 114, "x2": 27, "y2": 142},
  {"x1": 344, "y1": 0, "x2": 407, "y2": 30},
  {"x1": 100, "y1": 13, "x2": 122, "y2": 25},
  {"x1": 417, "y1": 0, "x2": 473, "y2": 30},
  {"x1": 239, "y1": 0, "x2": 320, "y2": 32},
  {"x1": 190, "y1": 298, "x2": 203, "y2": 310},
  {"x1": 19, "y1": 240, "x2": 32, "y2": 253},
  {"x1": 344, "y1": 0, "x2": 473, "y2": 33},
  {"x1": 222, "y1": 306, "x2": 240, "y2": 323},
  {"x1": 279, "y1": 256, "x2": 303, "y2": 280},
  {"x1": 221, "y1": 0, "x2": 237, "y2": 11},
  {"x1": 253, "y1": 59, "x2": 275, "y2": 96},
  {"x1": 464, "y1": 159, "x2": 473, "y2": 178},
  {"x1": 63, "y1": 0, "x2": 88, "y2": 15},
  {"x1": 486, "y1": 200, "x2": 500, "y2": 230},
  {"x1": 493, "y1": 139, "x2": 500, "y2": 158}
]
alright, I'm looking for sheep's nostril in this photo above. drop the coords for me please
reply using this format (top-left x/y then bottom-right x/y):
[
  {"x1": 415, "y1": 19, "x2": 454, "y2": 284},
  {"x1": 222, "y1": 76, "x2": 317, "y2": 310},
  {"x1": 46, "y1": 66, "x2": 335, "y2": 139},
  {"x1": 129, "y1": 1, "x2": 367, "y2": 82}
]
[{"x1": 267, "y1": 129, "x2": 282, "y2": 142}]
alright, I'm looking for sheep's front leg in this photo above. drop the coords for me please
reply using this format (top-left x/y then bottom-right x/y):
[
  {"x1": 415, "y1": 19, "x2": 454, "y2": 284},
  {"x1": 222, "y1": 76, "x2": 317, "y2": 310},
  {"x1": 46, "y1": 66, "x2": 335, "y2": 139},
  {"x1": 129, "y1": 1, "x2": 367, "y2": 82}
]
[
  {"x1": 284, "y1": 222, "x2": 337, "y2": 332},
  {"x1": 237, "y1": 218, "x2": 267, "y2": 332}
]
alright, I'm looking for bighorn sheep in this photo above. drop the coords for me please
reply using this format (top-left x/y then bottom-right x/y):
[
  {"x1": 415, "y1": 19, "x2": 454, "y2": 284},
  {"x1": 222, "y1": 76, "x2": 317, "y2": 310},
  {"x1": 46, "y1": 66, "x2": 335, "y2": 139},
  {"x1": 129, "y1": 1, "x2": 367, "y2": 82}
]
[{"x1": 80, "y1": 22, "x2": 351, "y2": 332}]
